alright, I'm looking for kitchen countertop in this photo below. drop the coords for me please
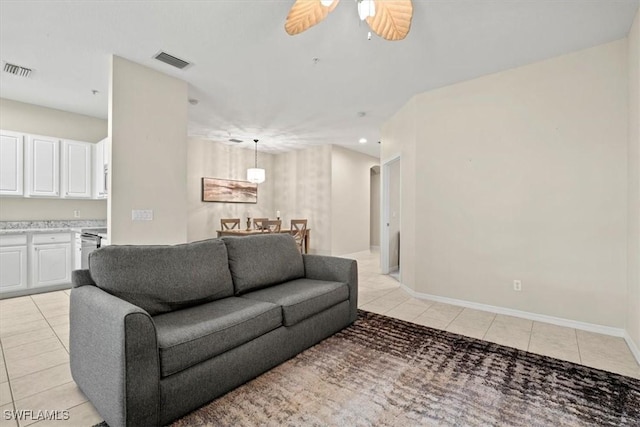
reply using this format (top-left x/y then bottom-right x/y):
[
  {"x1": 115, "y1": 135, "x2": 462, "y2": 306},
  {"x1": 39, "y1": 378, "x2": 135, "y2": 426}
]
[{"x1": 0, "y1": 220, "x2": 107, "y2": 235}]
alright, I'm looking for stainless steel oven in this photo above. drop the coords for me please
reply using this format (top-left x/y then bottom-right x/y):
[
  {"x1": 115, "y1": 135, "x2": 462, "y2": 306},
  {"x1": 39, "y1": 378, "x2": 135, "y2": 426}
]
[{"x1": 78, "y1": 228, "x2": 107, "y2": 269}]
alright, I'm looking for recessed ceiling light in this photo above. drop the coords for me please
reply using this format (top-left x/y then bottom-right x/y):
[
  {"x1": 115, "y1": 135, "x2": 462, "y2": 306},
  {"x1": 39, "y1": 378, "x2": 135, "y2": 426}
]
[{"x1": 359, "y1": 138, "x2": 367, "y2": 144}]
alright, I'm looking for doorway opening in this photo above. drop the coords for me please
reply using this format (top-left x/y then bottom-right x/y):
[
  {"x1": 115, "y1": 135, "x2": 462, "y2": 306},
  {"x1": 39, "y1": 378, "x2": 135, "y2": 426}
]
[
  {"x1": 381, "y1": 155, "x2": 401, "y2": 281},
  {"x1": 370, "y1": 165, "x2": 381, "y2": 250}
]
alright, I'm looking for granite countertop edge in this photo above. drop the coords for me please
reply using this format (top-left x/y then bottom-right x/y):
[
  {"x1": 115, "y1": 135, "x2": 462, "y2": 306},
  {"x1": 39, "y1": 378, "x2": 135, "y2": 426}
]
[{"x1": 0, "y1": 220, "x2": 107, "y2": 235}]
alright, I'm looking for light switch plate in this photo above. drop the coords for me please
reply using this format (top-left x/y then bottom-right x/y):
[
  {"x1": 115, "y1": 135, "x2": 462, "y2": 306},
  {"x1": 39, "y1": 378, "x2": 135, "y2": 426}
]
[{"x1": 132, "y1": 209, "x2": 153, "y2": 221}]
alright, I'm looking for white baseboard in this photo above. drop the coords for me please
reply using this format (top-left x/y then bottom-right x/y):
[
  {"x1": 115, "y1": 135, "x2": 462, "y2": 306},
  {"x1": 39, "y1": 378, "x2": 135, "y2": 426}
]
[
  {"x1": 624, "y1": 331, "x2": 640, "y2": 364},
  {"x1": 398, "y1": 283, "x2": 640, "y2": 364}
]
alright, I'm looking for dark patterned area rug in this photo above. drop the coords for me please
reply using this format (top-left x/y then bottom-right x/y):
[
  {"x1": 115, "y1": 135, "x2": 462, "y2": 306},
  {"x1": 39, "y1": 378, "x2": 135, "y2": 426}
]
[{"x1": 97, "y1": 310, "x2": 640, "y2": 426}]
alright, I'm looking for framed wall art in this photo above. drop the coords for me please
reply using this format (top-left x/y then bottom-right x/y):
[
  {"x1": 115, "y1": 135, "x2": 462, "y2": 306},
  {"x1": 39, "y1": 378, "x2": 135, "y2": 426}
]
[{"x1": 201, "y1": 177, "x2": 258, "y2": 203}]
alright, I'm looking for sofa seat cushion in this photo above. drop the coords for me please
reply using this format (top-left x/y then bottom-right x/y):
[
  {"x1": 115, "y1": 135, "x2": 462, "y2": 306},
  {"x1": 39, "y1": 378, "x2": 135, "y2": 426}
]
[
  {"x1": 240, "y1": 279, "x2": 349, "y2": 327},
  {"x1": 89, "y1": 238, "x2": 234, "y2": 316},
  {"x1": 153, "y1": 297, "x2": 281, "y2": 377}
]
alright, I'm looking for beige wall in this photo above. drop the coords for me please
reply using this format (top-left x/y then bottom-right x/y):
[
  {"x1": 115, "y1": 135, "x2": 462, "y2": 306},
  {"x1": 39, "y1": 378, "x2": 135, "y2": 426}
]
[
  {"x1": 384, "y1": 40, "x2": 629, "y2": 328},
  {"x1": 0, "y1": 98, "x2": 107, "y2": 220},
  {"x1": 330, "y1": 146, "x2": 379, "y2": 255},
  {"x1": 187, "y1": 137, "x2": 276, "y2": 242},
  {"x1": 109, "y1": 56, "x2": 188, "y2": 245},
  {"x1": 628, "y1": 10, "x2": 640, "y2": 350},
  {"x1": 272, "y1": 145, "x2": 332, "y2": 255}
]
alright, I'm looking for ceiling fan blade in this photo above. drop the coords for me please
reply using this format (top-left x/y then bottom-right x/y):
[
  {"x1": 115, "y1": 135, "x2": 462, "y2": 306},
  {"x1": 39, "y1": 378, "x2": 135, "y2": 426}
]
[
  {"x1": 285, "y1": 0, "x2": 341, "y2": 36},
  {"x1": 366, "y1": 0, "x2": 413, "y2": 41}
]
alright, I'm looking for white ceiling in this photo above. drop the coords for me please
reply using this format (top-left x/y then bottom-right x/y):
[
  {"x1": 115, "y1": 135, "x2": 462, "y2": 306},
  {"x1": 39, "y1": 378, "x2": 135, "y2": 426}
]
[{"x1": 0, "y1": 0, "x2": 638, "y2": 158}]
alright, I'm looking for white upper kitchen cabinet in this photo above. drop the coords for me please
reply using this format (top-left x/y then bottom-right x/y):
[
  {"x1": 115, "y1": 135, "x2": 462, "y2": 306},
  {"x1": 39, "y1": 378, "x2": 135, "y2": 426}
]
[
  {"x1": 0, "y1": 130, "x2": 24, "y2": 196},
  {"x1": 62, "y1": 139, "x2": 92, "y2": 198},
  {"x1": 25, "y1": 134, "x2": 60, "y2": 197},
  {"x1": 93, "y1": 138, "x2": 108, "y2": 199}
]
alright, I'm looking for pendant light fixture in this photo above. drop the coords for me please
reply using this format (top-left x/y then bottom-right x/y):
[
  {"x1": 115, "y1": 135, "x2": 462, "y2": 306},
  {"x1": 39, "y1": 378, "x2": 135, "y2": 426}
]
[{"x1": 247, "y1": 139, "x2": 265, "y2": 184}]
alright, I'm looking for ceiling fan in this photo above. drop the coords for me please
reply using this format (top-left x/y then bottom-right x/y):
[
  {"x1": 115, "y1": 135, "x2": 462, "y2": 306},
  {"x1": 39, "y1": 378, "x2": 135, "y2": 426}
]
[{"x1": 285, "y1": 0, "x2": 413, "y2": 41}]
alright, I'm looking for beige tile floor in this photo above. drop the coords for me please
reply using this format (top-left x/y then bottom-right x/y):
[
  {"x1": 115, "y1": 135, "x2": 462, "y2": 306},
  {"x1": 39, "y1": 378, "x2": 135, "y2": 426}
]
[
  {"x1": 0, "y1": 249, "x2": 638, "y2": 426},
  {"x1": 352, "y1": 249, "x2": 640, "y2": 379}
]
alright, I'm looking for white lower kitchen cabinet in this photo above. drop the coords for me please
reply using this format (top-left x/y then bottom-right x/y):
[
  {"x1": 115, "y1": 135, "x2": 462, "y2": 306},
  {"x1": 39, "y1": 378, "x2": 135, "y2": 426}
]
[
  {"x1": 31, "y1": 233, "x2": 71, "y2": 288},
  {"x1": 0, "y1": 235, "x2": 28, "y2": 293}
]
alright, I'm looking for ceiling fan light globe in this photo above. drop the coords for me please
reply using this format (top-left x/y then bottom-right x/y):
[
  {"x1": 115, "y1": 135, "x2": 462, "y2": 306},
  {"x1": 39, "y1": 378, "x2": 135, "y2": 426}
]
[
  {"x1": 247, "y1": 168, "x2": 266, "y2": 184},
  {"x1": 358, "y1": 0, "x2": 375, "y2": 20}
]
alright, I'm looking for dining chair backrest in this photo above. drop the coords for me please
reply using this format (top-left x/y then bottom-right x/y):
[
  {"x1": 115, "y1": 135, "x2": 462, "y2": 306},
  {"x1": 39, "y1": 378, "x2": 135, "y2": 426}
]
[
  {"x1": 260, "y1": 219, "x2": 282, "y2": 233},
  {"x1": 220, "y1": 218, "x2": 240, "y2": 230},
  {"x1": 290, "y1": 219, "x2": 307, "y2": 252},
  {"x1": 253, "y1": 218, "x2": 268, "y2": 230}
]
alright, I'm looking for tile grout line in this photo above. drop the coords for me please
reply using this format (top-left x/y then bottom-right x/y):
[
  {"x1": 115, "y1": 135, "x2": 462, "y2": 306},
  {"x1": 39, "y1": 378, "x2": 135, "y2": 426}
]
[
  {"x1": 0, "y1": 339, "x2": 18, "y2": 423},
  {"x1": 526, "y1": 320, "x2": 535, "y2": 352},
  {"x1": 6, "y1": 351, "x2": 69, "y2": 382},
  {"x1": 29, "y1": 294, "x2": 69, "y2": 356},
  {"x1": 12, "y1": 379, "x2": 76, "y2": 407},
  {"x1": 481, "y1": 315, "x2": 498, "y2": 341},
  {"x1": 575, "y1": 329, "x2": 583, "y2": 365},
  {"x1": 443, "y1": 307, "x2": 465, "y2": 330}
]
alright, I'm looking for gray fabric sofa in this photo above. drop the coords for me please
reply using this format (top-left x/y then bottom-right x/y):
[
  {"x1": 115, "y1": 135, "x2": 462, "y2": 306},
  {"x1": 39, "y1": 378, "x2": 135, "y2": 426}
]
[{"x1": 69, "y1": 234, "x2": 358, "y2": 427}]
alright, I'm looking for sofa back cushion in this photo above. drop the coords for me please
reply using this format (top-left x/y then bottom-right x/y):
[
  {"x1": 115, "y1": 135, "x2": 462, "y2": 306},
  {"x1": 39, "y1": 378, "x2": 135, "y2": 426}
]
[
  {"x1": 222, "y1": 234, "x2": 304, "y2": 294},
  {"x1": 88, "y1": 238, "x2": 234, "y2": 316}
]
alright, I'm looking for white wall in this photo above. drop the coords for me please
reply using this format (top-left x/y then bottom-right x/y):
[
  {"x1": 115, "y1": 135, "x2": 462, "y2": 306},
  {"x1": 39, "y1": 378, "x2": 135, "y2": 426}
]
[
  {"x1": 383, "y1": 40, "x2": 629, "y2": 328},
  {"x1": 627, "y1": 9, "x2": 640, "y2": 352},
  {"x1": 187, "y1": 137, "x2": 276, "y2": 242},
  {"x1": 0, "y1": 98, "x2": 108, "y2": 220},
  {"x1": 109, "y1": 56, "x2": 188, "y2": 245},
  {"x1": 330, "y1": 146, "x2": 379, "y2": 255}
]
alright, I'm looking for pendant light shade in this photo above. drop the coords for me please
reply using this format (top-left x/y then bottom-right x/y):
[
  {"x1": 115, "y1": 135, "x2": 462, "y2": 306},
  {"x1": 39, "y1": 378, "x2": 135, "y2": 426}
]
[{"x1": 247, "y1": 139, "x2": 266, "y2": 184}]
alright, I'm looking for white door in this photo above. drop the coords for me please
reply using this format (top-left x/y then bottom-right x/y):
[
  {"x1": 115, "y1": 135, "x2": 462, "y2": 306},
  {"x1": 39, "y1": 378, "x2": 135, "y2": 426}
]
[
  {"x1": 26, "y1": 135, "x2": 60, "y2": 197},
  {"x1": 0, "y1": 246, "x2": 28, "y2": 292},
  {"x1": 62, "y1": 140, "x2": 92, "y2": 198},
  {"x1": 32, "y1": 243, "x2": 71, "y2": 287},
  {"x1": 0, "y1": 130, "x2": 24, "y2": 196}
]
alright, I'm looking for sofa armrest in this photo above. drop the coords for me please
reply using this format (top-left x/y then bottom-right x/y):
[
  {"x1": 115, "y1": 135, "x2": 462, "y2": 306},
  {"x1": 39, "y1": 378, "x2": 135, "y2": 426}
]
[
  {"x1": 303, "y1": 254, "x2": 358, "y2": 322},
  {"x1": 71, "y1": 269, "x2": 94, "y2": 288},
  {"x1": 70, "y1": 285, "x2": 160, "y2": 427}
]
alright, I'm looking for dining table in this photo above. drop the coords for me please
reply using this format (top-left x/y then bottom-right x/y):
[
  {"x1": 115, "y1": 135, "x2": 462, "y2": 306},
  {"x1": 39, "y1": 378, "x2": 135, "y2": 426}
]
[{"x1": 216, "y1": 228, "x2": 310, "y2": 254}]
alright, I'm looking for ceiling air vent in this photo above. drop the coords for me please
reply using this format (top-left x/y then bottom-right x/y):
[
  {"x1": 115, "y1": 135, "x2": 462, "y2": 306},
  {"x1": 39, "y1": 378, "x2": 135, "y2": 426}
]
[
  {"x1": 153, "y1": 51, "x2": 191, "y2": 70},
  {"x1": 3, "y1": 62, "x2": 31, "y2": 77}
]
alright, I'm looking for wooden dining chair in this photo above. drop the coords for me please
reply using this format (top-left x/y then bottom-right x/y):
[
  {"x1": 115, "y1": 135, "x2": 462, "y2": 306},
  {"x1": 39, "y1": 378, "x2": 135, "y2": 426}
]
[
  {"x1": 290, "y1": 219, "x2": 307, "y2": 253},
  {"x1": 260, "y1": 219, "x2": 281, "y2": 233},
  {"x1": 253, "y1": 218, "x2": 268, "y2": 230},
  {"x1": 220, "y1": 218, "x2": 241, "y2": 230}
]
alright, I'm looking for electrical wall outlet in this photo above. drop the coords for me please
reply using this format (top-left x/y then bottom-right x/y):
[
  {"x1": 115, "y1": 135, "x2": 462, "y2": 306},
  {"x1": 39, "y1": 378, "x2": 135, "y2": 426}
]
[
  {"x1": 513, "y1": 280, "x2": 522, "y2": 291},
  {"x1": 132, "y1": 209, "x2": 154, "y2": 221},
  {"x1": 73, "y1": 210, "x2": 80, "y2": 218}
]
